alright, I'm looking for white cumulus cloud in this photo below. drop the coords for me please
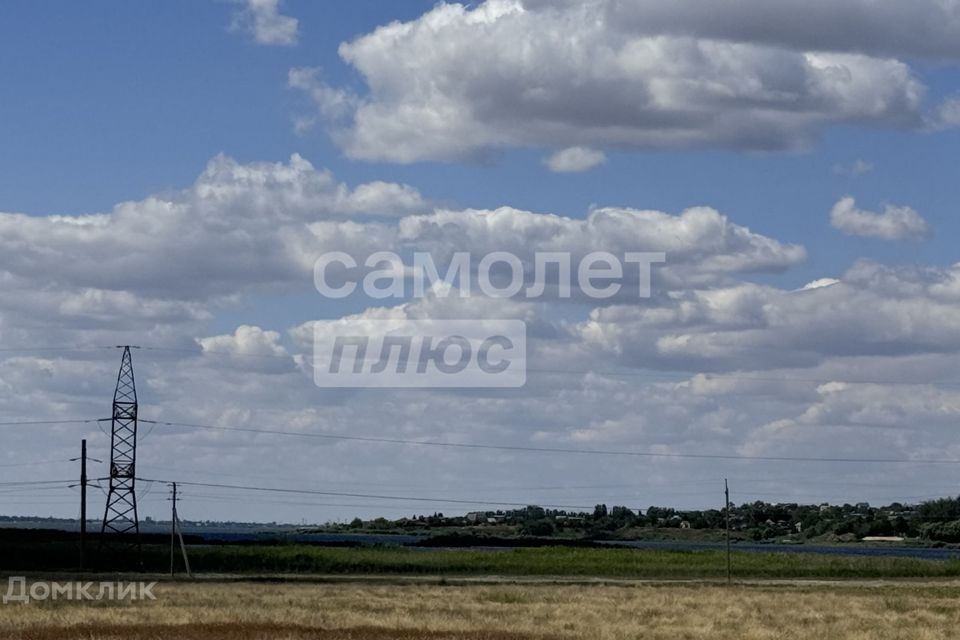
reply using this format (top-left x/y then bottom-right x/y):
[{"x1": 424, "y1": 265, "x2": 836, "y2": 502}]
[
  {"x1": 230, "y1": 0, "x2": 299, "y2": 46},
  {"x1": 545, "y1": 147, "x2": 607, "y2": 173},
  {"x1": 290, "y1": 0, "x2": 960, "y2": 163},
  {"x1": 830, "y1": 196, "x2": 931, "y2": 241}
]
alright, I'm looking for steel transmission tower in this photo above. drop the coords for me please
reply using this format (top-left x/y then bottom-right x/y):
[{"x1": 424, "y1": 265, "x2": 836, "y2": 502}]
[{"x1": 100, "y1": 346, "x2": 141, "y2": 559}]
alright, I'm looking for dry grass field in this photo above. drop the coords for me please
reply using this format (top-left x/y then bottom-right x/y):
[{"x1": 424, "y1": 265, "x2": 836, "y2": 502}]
[{"x1": 2, "y1": 579, "x2": 960, "y2": 639}]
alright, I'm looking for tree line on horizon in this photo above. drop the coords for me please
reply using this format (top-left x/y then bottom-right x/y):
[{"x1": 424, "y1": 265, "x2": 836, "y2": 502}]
[{"x1": 341, "y1": 496, "x2": 960, "y2": 543}]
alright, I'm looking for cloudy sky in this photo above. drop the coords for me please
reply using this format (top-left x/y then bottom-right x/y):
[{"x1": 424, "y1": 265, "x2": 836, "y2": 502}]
[{"x1": 2, "y1": 0, "x2": 960, "y2": 523}]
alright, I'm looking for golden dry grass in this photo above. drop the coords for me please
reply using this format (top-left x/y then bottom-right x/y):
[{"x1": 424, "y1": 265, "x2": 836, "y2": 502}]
[{"x1": 2, "y1": 580, "x2": 960, "y2": 639}]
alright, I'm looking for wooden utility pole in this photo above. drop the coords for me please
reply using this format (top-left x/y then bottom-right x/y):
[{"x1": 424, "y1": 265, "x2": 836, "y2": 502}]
[
  {"x1": 169, "y1": 482, "x2": 191, "y2": 577},
  {"x1": 170, "y1": 482, "x2": 177, "y2": 576},
  {"x1": 176, "y1": 509, "x2": 191, "y2": 577},
  {"x1": 724, "y1": 478, "x2": 731, "y2": 584},
  {"x1": 80, "y1": 439, "x2": 87, "y2": 571}
]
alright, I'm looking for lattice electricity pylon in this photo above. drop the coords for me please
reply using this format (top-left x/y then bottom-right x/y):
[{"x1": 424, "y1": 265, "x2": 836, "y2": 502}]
[{"x1": 99, "y1": 346, "x2": 141, "y2": 562}]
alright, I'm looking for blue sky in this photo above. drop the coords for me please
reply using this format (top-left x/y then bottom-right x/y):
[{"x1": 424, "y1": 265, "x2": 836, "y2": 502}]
[
  {"x1": 3, "y1": 1, "x2": 960, "y2": 521},
  {"x1": 2, "y1": 0, "x2": 956, "y2": 287}
]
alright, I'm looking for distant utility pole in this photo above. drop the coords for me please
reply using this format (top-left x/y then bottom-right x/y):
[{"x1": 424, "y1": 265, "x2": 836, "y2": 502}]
[
  {"x1": 71, "y1": 439, "x2": 100, "y2": 571},
  {"x1": 170, "y1": 483, "x2": 176, "y2": 576},
  {"x1": 169, "y1": 482, "x2": 191, "y2": 577},
  {"x1": 80, "y1": 439, "x2": 87, "y2": 570},
  {"x1": 724, "y1": 478, "x2": 731, "y2": 584}
]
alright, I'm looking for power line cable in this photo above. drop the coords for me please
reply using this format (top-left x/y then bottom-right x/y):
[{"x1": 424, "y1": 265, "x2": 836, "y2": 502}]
[
  {"x1": 0, "y1": 479, "x2": 75, "y2": 487},
  {"x1": 0, "y1": 418, "x2": 106, "y2": 427},
  {"x1": 8, "y1": 344, "x2": 960, "y2": 389},
  {"x1": 0, "y1": 458, "x2": 74, "y2": 468},
  {"x1": 135, "y1": 477, "x2": 597, "y2": 510},
  {"x1": 141, "y1": 419, "x2": 960, "y2": 465},
  {"x1": 0, "y1": 347, "x2": 115, "y2": 354},
  {"x1": 176, "y1": 492, "x2": 490, "y2": 512}
]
